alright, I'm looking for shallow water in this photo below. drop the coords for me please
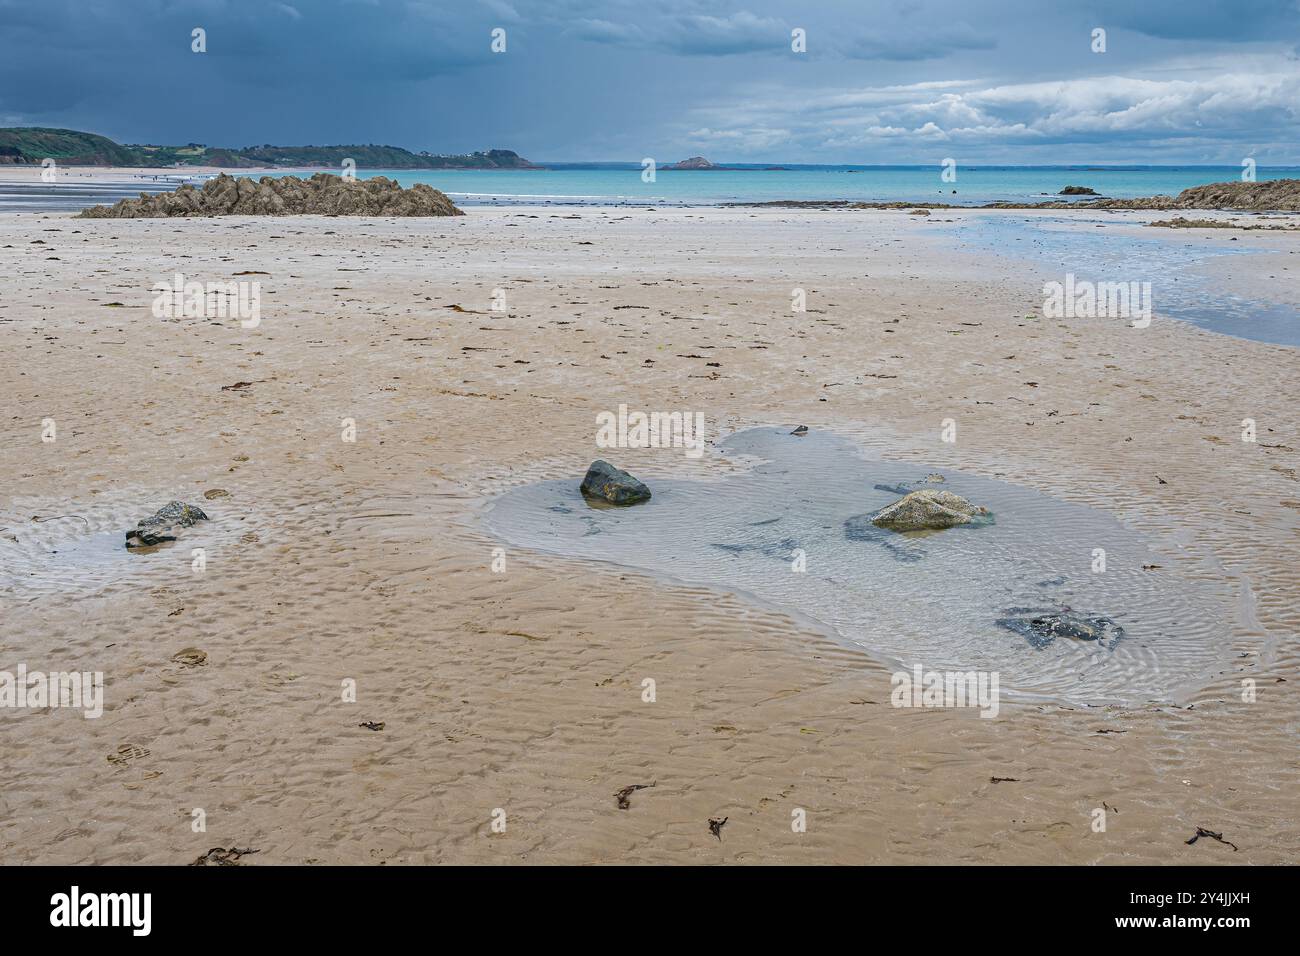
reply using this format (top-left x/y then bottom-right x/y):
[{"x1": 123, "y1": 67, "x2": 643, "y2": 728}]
[
  {"x1": 947, "y1": 214, "x2": 1299, "y2": 346},
  {"x1": 485, "y1": 428, "x2": 1239, "y2": 706},
  {"x1": 0, "y1": 177, "x2": 204, "y2": 213},
  {"x1": 269, "y1": 165, "x2": 1300, "y2": 207},
  {"x1": 0, "y1": 506, "x2": 225, "y2": 601}
]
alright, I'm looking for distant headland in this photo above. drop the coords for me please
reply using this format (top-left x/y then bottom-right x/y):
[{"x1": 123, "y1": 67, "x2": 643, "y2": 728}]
[{"x1": 0, "y1": 127, "x2": 539, "y2": 170}]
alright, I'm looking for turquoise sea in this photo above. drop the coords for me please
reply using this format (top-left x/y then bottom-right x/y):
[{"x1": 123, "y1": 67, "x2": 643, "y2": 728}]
[
  {"x1": 6, "y1": 164, "x2": 1298, "y2": 212},
  {"x1": 335, "y1": 164, "x2": 1300, "y2": 207}
]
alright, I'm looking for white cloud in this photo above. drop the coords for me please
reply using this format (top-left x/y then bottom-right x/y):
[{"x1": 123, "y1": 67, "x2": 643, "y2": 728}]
[{"x1": 679, "y1": 54, "x2": 1300, "y2": 160}]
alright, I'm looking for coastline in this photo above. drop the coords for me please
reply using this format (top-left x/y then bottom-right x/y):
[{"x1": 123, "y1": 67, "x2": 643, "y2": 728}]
[{"x1": 1, "y1": 204, "x2": 1295, "y2": 863}]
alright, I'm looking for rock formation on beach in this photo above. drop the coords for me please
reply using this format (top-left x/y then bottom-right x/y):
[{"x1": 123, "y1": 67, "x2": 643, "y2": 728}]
[
  {"x1": 738, "y1": 179, "x2": 1300, "y2": 213},
  {"x1": 580, "y1": 461, "x2": 651, "y2": 505},
  {"x1": 1141, "y1": 178, "x2": 1300, "y2": 211},
  {"x1": 870, "y1": 489, "x2": 992, "y2": 532},
  {"x1": 126, "y1": 501, "x2": 208, "y2": 548},
  {"x1": 1059, "y1": 185, "x2": 1098, "y2": 195},
  {"x1": 77, "y1": 173, "x2": 464, "y2": 218},
  {"x1": 1147, "y1": 216, "x2": 1300, "y2": 231}
]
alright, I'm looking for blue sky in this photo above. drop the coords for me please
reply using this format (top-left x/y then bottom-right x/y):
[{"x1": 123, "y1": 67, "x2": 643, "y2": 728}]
[{"x1": 2, "y1": 0, "x2": 1298, "y2": 164}]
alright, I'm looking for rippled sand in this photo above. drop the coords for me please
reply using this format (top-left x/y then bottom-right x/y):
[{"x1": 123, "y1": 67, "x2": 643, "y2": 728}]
[
  {"x1": 487, "y1": 427, "x2": 1241, "y2": 706},
  {"x1": 0, "y1": 206, "x2": 1296, "y2": 864}
]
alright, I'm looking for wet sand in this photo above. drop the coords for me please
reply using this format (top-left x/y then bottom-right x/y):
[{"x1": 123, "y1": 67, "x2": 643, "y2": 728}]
[
  {"x1": 0, "y1": 206, "x2": 1296, "y2": 864},
  {"x1": 0, "y1": 165, "x2": 275, "y2": 183}
]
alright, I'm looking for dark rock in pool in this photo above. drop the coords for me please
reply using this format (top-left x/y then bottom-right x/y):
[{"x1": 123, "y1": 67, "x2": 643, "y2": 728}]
[
  {"x1": 126, "y1": 501, "x2": 209, "y2": 548},
  {"x1": 996, "y1": 609, "x2": 1124, "y2": 649},
  {"x1": 579, "y1": 460, "x2": 651, "y2": 505}
]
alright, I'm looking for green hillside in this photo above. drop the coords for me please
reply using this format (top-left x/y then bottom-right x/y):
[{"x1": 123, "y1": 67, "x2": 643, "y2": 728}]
[
  {"x1": 0, "y1": 128, "x2": 140, "y2": 165},
  {"x1": 235, "y1": 144, "x2": 534, "y2": 169},
  {"x1": 0, "y1": 127, "x2": 537, "y2": 169}
]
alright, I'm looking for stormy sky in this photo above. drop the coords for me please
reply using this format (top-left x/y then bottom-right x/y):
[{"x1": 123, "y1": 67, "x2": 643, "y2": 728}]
[{"x1": 2, "y1": 0, "x2": 1297, "y2": 163}]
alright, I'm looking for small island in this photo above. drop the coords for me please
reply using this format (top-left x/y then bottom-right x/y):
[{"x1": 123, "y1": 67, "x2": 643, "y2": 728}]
[
  {"x1": 661, "y1": 156, "x2": 725, "y2": 170},
  {"x1": 660, "y1": 156, "x2": 785, "y2": 171}
]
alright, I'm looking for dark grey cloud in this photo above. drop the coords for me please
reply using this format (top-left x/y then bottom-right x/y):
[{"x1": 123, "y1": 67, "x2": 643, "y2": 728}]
[
  {"x1": 1092, "y1": 0, "x2": 1300, "y2": 42},
  {"x1": 0, "y1": 0, "x2": 1296, "y2": 163},
  {"x1": 841, "y1": 22, "x2": 996, "y2": 61},
  {"x1": 566, "y1": 9, "x2": 786, "y2": 55}
]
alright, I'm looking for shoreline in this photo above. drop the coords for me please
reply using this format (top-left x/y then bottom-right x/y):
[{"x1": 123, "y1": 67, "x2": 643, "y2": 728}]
[{"x1": 5, "y1": 166, "x2": 1300, "y2": 214}]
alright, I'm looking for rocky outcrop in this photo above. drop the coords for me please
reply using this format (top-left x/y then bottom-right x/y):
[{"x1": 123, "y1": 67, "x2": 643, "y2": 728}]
[
  {"x1": 737, "y1": 179, "x2": 1300, "y2": 213},
  {"x1": 1147, "y1": 216, "x2": 1300, "y2": 231},
  {"x1": 996, "y1": 609, "x2": 1125, "y2": 649},
  {"x1": 995, "y1": 179, "x2": 1300, "y2": 211},
  {"x1": 580, "y1": 461, "x2": 651, "y2": 505},
  {"x1": 126, "y1": 501, "x2": 208, "y2": 548},
  {"x1": 869, "y1": 489, "x2": 991, "y2": 532},
  {"x1": 1154, "y1": 179, "x2": 1300, "y2": 212},
  {"x1": 1059, "y1": 185, "x2": 1098, "y2": 195},
  {"x1": 77, "y1": 173, "x2": 464, "y2": 218}
]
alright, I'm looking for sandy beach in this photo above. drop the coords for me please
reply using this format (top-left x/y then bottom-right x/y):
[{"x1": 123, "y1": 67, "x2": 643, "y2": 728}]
[{"x1": 1, "y1": 201, "x2": 1297, "y2": 865}]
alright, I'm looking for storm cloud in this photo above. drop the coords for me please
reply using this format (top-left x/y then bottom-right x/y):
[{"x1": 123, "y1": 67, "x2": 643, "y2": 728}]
[{"x1": 1, "y1": 0, "x2": 1295, "y2": 163}]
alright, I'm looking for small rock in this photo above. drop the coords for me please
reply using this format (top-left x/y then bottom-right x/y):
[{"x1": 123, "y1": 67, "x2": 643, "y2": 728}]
[
  {"x1": 870, "y1": 489, "x2": 991, "y2": 532},
  {"x1": 790, "y1": 425, "x2": 809, "y2": 435},
  {"x1": 580, "y1": 460, "x2": 651, "y2": 505},
  {"x1": 126, "y1": 501, "x2": 208, "y2": 548},
  {"x1": 909, "y1": 208, "x2": 932, "y2": 216},
  {"x1": 996, "y1": 609, "x2": 1125, "y2": 649},
  {"x1": 1059, "y1": 185, "x2": 1099, "y2": 196}
]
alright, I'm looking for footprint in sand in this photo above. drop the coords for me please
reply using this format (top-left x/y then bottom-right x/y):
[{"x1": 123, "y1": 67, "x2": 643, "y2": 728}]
[{"x1": 107, "y1": 743, "x2": 150, "y2": 768}]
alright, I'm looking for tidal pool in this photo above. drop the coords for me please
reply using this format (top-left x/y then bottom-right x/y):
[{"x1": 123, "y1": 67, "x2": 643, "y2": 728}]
[{"x1": 485, "y1": 427, "x2": 1239, "y2": 706}]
